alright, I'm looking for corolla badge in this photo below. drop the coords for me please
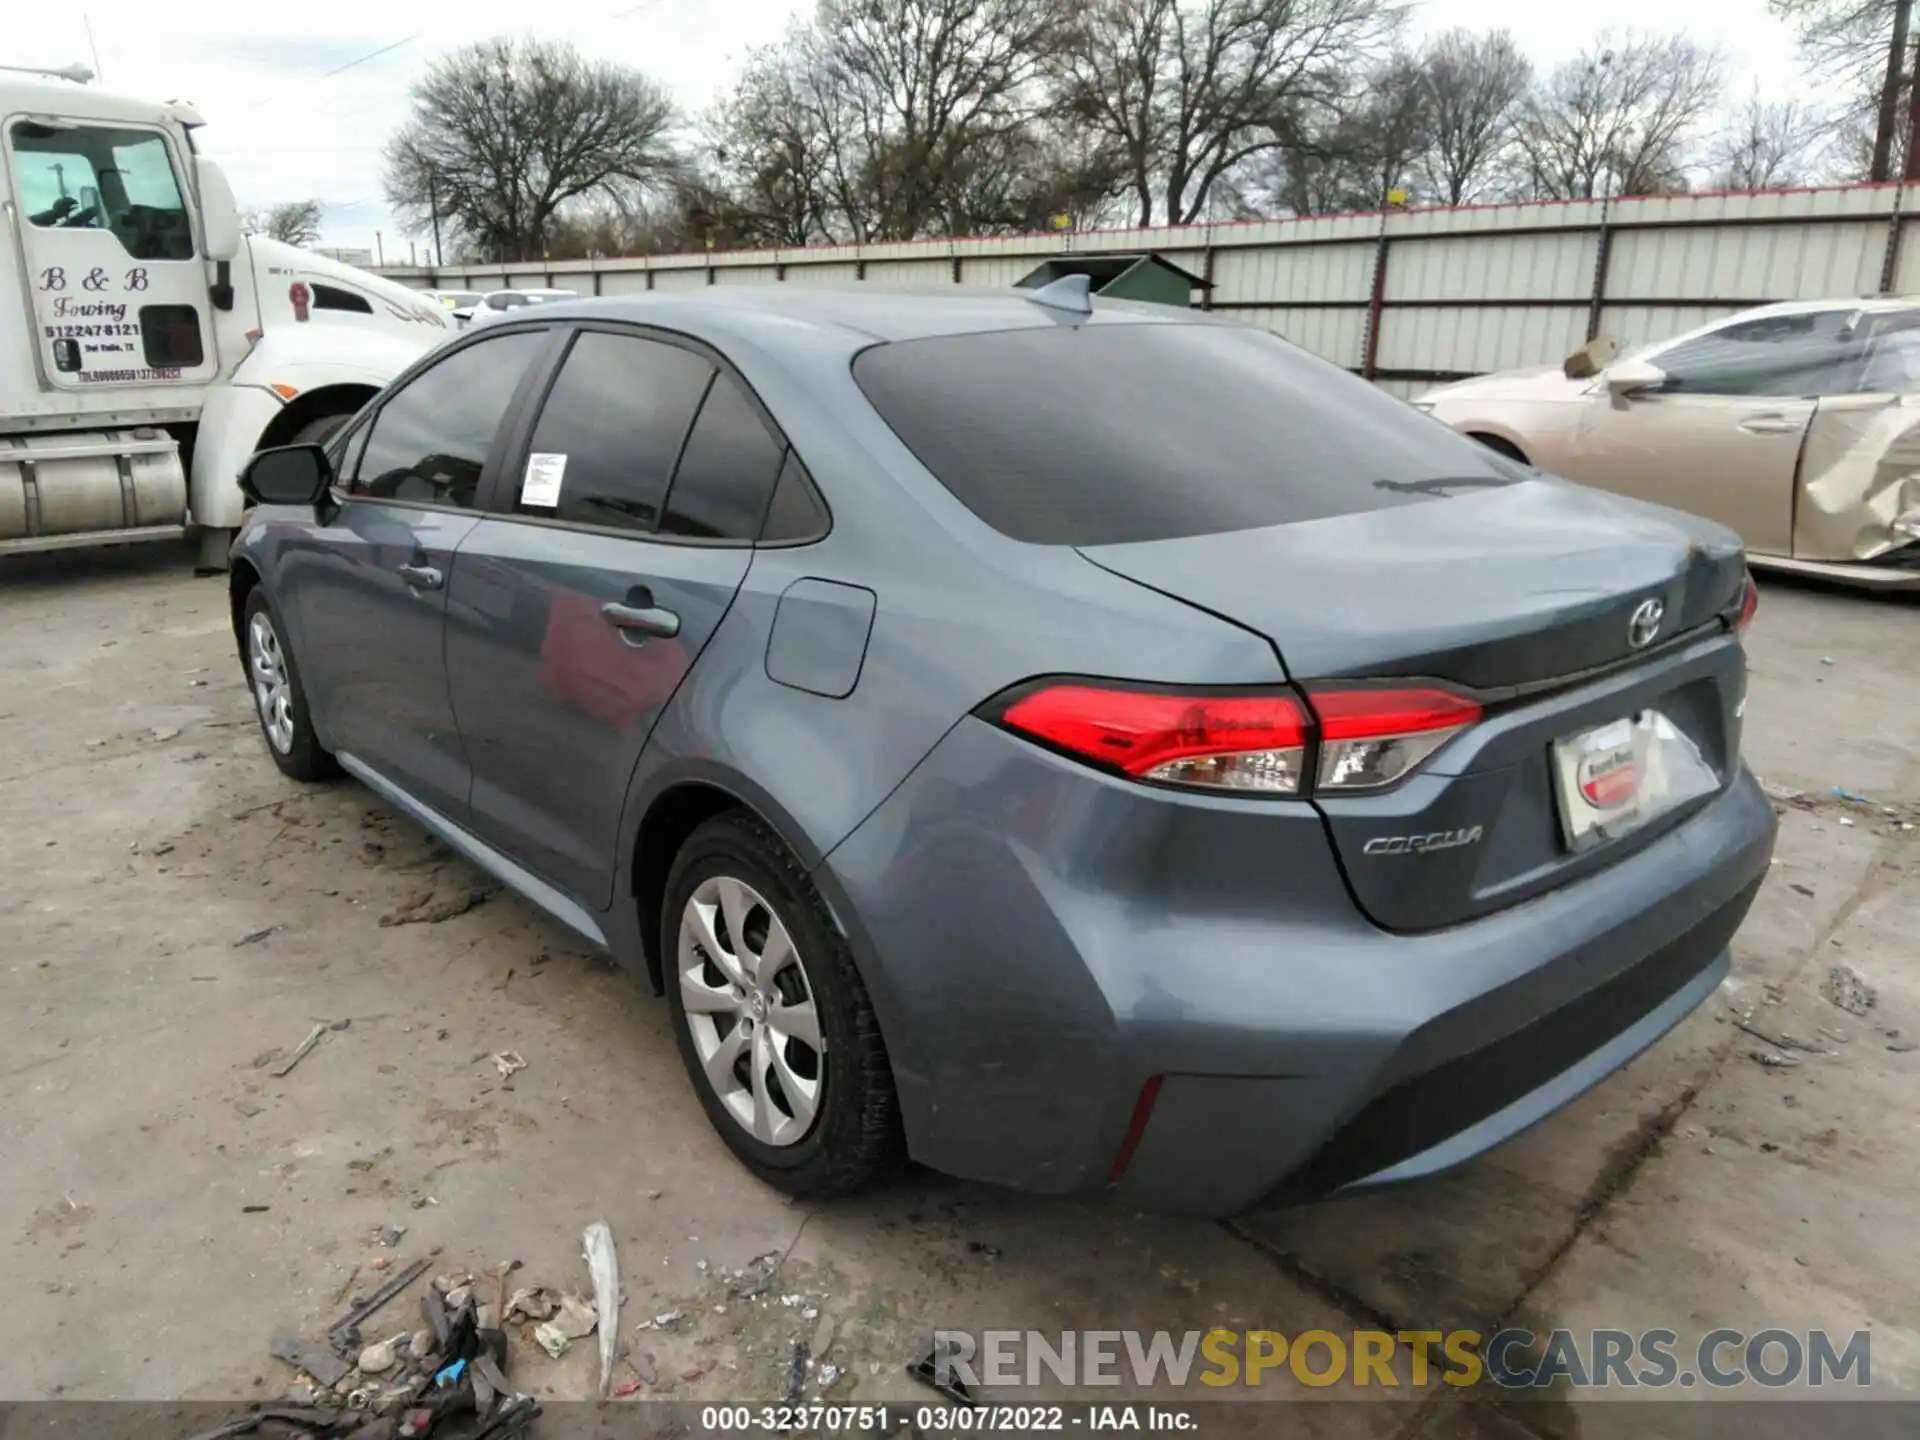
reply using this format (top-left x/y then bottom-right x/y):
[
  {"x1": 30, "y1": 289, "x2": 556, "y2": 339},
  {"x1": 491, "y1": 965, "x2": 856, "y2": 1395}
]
[
  {"x1": 1627, "y1": 598, "x2": 1665, "y2": 649},
  {"x1": 1362, "y1": 826, "x2": 1484, "y2": 856}
]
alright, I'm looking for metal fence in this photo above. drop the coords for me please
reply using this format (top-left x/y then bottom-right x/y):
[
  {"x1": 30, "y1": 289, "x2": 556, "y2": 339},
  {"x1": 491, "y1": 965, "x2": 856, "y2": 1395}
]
[{"x1": 372, "y1": 182, "x2": 1920, "y2": 397}]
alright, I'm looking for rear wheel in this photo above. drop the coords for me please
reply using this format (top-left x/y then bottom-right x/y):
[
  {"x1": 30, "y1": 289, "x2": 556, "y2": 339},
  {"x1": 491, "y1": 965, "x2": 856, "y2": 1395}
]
[
  {"x1": 663, "y1": 812, "x2": 903, "y2": 1197},
  {"x1": 242, "y1": 587, "x2": 337, "y2": 782}
]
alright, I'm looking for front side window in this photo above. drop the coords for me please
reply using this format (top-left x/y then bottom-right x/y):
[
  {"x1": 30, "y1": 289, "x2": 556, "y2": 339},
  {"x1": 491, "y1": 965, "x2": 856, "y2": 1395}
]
[
  {"x1": 8, "y1": 121, "x2": 193, "y2": 261},
  {"x1": 1651, "y1": 310, "x2": 1865, "y2": 398},
  {"x1": 515, "y1": 332, "x2": 713, "y2": 531},
  {"x1": 350, "y1": 330, "x2": 546, "y2": 508}
]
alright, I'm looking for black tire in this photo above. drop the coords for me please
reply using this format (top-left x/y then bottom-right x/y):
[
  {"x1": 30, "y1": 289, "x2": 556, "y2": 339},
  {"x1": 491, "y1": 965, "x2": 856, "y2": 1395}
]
[
  {"x1": 240, "y1": 587, "x2": 338, "y2": 782},
  {"x1": 289, "y1": 413, "x2": 352, "y2": 448},
  {"x1": 1468, "y1": 432, "x2": 1529, "y2": 465},
  {"x1": 662, "y1": 811, "x2": 904, "y2": 1198}
]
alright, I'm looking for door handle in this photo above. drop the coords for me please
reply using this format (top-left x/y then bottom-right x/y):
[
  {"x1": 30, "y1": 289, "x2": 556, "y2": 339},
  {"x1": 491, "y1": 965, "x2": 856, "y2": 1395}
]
[
  {"x1": 397, "y1": 562, "x2": 443, "y2": 591},
  {"x1": 601, "y1": 601, "x2": 680, "y2": 640},
  {"x1": 1738, "y1": 414, "x2": 1802, "y2": 434}
]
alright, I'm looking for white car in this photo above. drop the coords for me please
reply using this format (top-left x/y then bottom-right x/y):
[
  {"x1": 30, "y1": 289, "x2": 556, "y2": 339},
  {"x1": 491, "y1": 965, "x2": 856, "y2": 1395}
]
[
  {"x1": 1416, "y1": 298, "x2": 1920, "y2": 590},
  {"x1": 455, "y1": 288, "x2": 578, "y2": 329}
]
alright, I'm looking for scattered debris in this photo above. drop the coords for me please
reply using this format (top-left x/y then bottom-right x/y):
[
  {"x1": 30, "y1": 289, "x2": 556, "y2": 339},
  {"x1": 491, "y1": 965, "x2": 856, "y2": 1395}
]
[
  {"x1": 1732, "y1": 1017, "x2": 1830, "y2": 1054},
  {"x1": 550, "y1": 1292, "x2": 598, "y2": 1340},
  {"x1": 910, "y1": 1347, "x2": 977, "y2": 1405},
  {"x1": 408, "y1": 1329, "x2": 436, "y2": 1361},
  {"x1": 504, "y1": 1287, "x2": 557, "y2": 1323},
  {"x1": 811, "y1": 1313, "x2": 837, "y2": 1362},
  {"x1": 817, "y1": 1363, "x2": 841, "y2": 1390},
  {"x1": 376, "y1": 1225, "x2": 407, "y2": 1248},
  {"x1": 652, "y1": 1309, "x2": 684, "y2": 1331},
  {"x1": 1827, "y1": 784, "x2": 1868, "y2": 802},
  {"x1": 644, "y1": 1188, "x2": 662, "y2": 1200},
  {"x1": 357, "y1": 1340, "x2": 397, "y2": 1375},
  {"x1": 270, "y1": 1023, "x2": 329, "y2": 1078},
  {"x1": 242, "y1": 1204, "x2": 271, "y2": 1214},
  {"x1": 380, "y1": 885, "x2": 494, "y2": 927},
  {"x1": 152, "y1": 725, "x2": 182, "y2": 742},
  {"x1": 1789, "y1": 882, "x2": 1816, "y2": 898},
  {"x1": 1825, "y1": 964, "x2": 1878, "y2": 1017},
  {"x1": 491, "y1": 1051, "x2": 527, "y2": 1079},
  {"x1": 966, "y1": 1240, "x2": 1003, "y2": 1261},
  {"x1": 233, "y1": 926, "x2": 281, "y2": 948},
  {"x1": 533, "y1": 1322, "x2": 570, "y2": 1359},
  {"x1": 328, "y1": 1257, "x2": 432, "y2": 1350},
  {"x1": 584, "y1": 1221, "x2": 621, "y2": 1399},
  {"x1": 787, "y1": 1339, "x2": 810, "y2": 1402},
  {"x1": 612, "y1": 1378, "x2": 644, "y2": 1398},
  {"x1": 268, "y1": 1336, "x2": 349, "y2": 1388},
  {"x1": 1890, "y1": 1041, "x2": 1920, "y2": 1053},
  {"x1": 1748, "y1": 1050, "x2": 1800, "y2": 1069},
  {"x1": 445, "y1": 1284, "x2": 473, "y2": 1311}
]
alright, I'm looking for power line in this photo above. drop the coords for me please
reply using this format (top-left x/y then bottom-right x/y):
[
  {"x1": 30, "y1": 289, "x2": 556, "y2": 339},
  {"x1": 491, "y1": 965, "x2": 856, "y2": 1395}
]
[{"x1": 317, "y1": 33, "x2": 419, "y2": 80}]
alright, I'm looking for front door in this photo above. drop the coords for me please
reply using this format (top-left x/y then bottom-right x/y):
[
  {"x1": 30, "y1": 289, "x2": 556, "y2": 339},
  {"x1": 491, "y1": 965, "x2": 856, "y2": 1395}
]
[
  {"x1": 1567, "y1": 391, "x2": 1809, "y2": 557},
  {"x1": 446, "y1": 327, "x2": 790, "y2": 908},
  {"x1": 6, "y1": 116, "x2": 216, "y2": 391},
  {"x1": 278, "y1": 326, "x2": 553, "y2": 821}
]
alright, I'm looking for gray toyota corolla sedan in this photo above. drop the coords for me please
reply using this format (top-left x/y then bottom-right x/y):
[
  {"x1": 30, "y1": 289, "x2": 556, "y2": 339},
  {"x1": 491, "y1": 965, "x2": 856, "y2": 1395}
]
[{"x1": 227, "y1": 284, "x2": 1776, "y2": 1215}]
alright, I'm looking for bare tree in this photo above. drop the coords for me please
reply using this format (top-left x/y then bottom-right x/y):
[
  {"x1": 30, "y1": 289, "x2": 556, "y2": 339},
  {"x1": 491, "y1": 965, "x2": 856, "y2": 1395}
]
[
  {"x1": 1417, "y1": 29, "x2": 1530, "y2": 205},
  {"x1": 1770, "y1": 0, "x2": 1909, "y2": 180},
  {"x1": 1049, "y1": 0, "x2": 1398, "y2": 228},
  {"x1": 1706, "y1": 87, "x2": 1832, "y2": 188},
  {"x1": 1515, "y1": 31, "x2": 1724, "y2": 200},
  {"x1": 822, "y1": 0, "x2": 1066, "y2": 240},
  {"x1": 709, "y1": 30, "x2": 855, "y2": 246},
  {"x1": 1263, "y1": 50, "x2": 1430, "y2": 214},
  {"x1": 244, "y1": 199, "x2": 325, "y2": 246},
  {"x1": 384, "y1": 37, "x2": 679, "y2": 262}
]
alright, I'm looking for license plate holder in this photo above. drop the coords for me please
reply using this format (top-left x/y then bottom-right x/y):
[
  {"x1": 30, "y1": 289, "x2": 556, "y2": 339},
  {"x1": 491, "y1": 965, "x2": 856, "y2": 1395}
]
[{"x1": 1552, "y1": 709, "x2": 1719, "y2": 851}]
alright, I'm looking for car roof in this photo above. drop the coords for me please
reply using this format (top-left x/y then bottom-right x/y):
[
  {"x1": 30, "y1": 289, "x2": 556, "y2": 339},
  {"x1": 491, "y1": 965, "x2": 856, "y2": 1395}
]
[{"x1": 526, "y1": 284, "x2": 1208, "y2": 352}]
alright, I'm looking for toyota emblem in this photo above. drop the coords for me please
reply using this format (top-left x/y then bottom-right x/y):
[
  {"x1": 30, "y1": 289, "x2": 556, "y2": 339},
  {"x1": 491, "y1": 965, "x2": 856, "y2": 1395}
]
[{"x1": 1627, "y1": 598, "x2": 1665, "y2": 649}]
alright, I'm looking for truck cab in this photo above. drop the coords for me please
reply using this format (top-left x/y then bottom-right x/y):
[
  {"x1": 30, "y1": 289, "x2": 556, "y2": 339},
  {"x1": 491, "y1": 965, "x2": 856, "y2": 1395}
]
[{"x1": 1, "y1": 78, "x2": 450, "y2": 567}]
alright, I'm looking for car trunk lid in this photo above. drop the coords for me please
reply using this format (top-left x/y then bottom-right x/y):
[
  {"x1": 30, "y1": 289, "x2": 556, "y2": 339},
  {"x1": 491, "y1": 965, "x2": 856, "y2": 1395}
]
[{"x1": 1078, "y1": 479, "x2": 1751, "y2": 931}]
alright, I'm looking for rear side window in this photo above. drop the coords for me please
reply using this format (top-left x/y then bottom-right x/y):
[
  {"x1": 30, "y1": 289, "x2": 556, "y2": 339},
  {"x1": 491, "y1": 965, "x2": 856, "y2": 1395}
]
[
  {"x1": 352, "y1": 329, "x2": 545, "y2": 507},
  {"x1": 852, "y1": 323, "x2": 1519, "y2": 546},
  {"x1": 660, "y1": 373, "x2": 785, "y2": 541},
  {"x1": 518, "y1": 332, "x2": 712, "y2": 531},
  {"x1": 760, "y1": 452, "x2": 830, "y2": 543},
  {"x1": 313, "y1": 283, "x2": 373, "y2": 314}
]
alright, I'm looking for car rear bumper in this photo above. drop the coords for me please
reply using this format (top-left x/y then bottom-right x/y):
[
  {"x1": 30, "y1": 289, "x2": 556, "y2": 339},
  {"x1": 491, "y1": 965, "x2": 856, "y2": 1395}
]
[{"x1": 817, "y1": 718, "x2": 1777, "y2": 1218}]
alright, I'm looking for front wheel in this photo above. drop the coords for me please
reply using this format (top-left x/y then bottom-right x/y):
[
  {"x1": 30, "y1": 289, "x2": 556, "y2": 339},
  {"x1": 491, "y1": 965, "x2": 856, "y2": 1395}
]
[
  {"x1": 663, "y1": 812, "x2": 903, "y2": 1198},
  {"x1": 241, "y1": 587, "x2": 337, "y2": 782}
]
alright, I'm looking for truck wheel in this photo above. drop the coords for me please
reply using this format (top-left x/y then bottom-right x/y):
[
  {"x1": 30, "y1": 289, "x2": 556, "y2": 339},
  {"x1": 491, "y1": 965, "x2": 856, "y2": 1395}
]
[{"x1": 290, "y1": 414, "x2": 352, "y2": 447}]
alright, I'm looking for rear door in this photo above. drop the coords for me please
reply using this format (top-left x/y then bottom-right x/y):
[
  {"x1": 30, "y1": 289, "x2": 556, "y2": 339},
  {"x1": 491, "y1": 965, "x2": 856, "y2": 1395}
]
[
  {"x1": 6, "y1": 117, "x2": 216, "y2": 390},
  {"x1": 445, "y1": 325, "x2": 788, "y2": 908}
]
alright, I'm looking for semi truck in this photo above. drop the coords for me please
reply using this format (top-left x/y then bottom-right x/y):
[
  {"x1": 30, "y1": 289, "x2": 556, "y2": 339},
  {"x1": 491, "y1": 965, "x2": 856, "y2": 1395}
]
[{"x1": 1, "y1": 74, "x2": 451, "y2": 569}]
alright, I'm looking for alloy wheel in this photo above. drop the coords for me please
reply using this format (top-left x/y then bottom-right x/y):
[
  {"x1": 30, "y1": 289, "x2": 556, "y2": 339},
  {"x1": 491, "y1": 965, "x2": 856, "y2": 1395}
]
[
  {"x1": 677, "y1": 876, "x2": 825, "y2": 1147},
  {"x1": 247, "y1": 612, "x2": 295, "y2": 755}
]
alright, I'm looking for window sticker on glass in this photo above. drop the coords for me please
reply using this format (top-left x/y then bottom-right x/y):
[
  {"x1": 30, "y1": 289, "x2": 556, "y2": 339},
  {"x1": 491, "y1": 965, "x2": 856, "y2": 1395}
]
[{"x1": 521, "y1": 452, "x2": 567, "y2": 507}]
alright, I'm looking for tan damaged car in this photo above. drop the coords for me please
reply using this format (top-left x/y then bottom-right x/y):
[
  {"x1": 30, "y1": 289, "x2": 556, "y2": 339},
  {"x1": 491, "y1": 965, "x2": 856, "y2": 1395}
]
[{"x1": 1415, "y1": 299, "x2": 1920, "y2": 590}]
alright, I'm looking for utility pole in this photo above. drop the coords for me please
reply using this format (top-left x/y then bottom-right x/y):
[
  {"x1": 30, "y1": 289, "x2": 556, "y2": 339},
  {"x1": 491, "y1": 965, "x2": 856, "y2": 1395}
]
[
  {"x1": 427, "y1": 169, "x2": 443, "y2": 269},
  {"x1": 1905, "y1": 23, "x2": 1920, "y2": 181},
  {"x1": 375, "y1": 231, "x2": 385, "y2": 266}
]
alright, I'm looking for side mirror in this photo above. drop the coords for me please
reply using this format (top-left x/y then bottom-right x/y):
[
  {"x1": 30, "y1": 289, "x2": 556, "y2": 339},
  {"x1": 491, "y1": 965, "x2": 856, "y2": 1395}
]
[
  {"x1": 1602, "y1": 358, "x2": 1667, "y2": 396},
  {"x1": 195, "y1": 155, "x2": 242, "y2": 262},
  {"x1": 239, "y1": 444, "x2": 332, "y2": 506}
]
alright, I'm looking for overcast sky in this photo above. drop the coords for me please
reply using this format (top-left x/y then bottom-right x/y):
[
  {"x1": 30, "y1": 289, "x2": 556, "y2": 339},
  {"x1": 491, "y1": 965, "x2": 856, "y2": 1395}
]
[{"x1": 15, "y1": 0, "x2": 1811, "y2": 259}]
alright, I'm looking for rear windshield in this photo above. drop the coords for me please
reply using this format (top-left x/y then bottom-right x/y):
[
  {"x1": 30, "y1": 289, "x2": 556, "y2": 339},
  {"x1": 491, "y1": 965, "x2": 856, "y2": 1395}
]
[{"x1": 851, "y1": 322, "x2": 1520, "y2": 545}]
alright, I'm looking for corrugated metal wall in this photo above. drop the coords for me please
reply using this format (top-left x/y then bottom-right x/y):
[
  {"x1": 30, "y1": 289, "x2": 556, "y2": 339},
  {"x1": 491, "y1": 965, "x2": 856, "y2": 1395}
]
[{"x1": 378, "y1": 183, "x2": 1920, "y2": 390}]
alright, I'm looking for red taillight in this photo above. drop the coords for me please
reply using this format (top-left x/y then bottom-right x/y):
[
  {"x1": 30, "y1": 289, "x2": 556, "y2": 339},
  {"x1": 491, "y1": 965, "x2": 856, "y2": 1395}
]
[
  {"x1": 987, "y1": 681, "x2": 1481, "y2": 796},
  {"x1": 1307, "y1": 686, "x2": 1482, "y2": 792},
  {"x1": 1731, "y1": 573, "x2": 1759, "y2": 634},
  {"x1": 996, "y1": 685, "x2": 1310, "y2": 794}
]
